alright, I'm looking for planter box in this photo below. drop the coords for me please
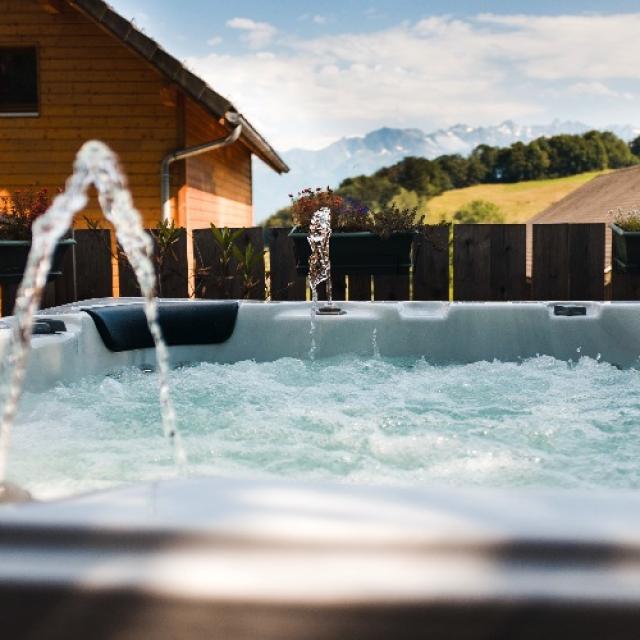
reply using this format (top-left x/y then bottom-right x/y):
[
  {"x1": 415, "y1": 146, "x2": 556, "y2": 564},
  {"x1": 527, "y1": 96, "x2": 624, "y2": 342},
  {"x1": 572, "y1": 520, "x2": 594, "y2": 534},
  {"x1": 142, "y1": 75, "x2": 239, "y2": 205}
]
[
  {"x1": 289, "y1": 228, "x2": 416, "y2": 275},
  {"x1": 611, "y1": 223, "x2": 640, "y2": 272},
  {"x1": 0, "y1": 238, "x2": 75, "y2": 284}
]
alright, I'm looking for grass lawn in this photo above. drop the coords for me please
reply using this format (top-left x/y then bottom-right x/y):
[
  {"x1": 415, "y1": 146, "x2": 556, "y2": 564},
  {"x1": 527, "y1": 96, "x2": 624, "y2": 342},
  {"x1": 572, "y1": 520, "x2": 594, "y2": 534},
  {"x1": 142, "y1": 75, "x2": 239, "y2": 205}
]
[{"x1": 427, "y1": 170, "x2": 609, "y2": 223}]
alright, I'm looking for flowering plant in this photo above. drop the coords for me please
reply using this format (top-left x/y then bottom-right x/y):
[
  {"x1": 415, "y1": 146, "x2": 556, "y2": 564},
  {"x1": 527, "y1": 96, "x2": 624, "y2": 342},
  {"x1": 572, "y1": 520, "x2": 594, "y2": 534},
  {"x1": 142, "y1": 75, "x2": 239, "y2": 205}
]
[
  {"x1": 290, "y1": 187, "x2": 344, "y2": 229},
  {"x1": 290, "y1": 187, "x2": 375, "y2": 231},
  {"x1": 290, "y1": 187, "x2": 424, "y2": 237},
  {"x1": 611, "y1": 207, "x2": 640, "y2": 232},
  {"x1": 0, "y1": 188, "x2": 52, "y2": 240}
]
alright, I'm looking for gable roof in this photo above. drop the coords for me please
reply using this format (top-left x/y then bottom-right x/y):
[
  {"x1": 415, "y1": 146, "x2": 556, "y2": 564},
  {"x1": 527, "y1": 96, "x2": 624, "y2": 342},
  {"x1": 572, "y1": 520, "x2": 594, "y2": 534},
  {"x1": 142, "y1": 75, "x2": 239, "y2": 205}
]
[
  {"x1": 66, "y1": 0, "x2": 289, "y2": 174},
  {"x1": 526, "y1": 166, "x2": 640, "y2": 274},
  {"x1": 529, "y1": 165, "x2": 640, "y2": 225}
]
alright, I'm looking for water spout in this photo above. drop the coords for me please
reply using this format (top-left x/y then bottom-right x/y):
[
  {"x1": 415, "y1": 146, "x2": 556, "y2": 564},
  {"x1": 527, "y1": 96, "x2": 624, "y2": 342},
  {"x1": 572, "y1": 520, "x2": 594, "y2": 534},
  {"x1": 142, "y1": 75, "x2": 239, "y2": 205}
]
[
  {"x1": 0, "y1": 141, "x2": 185, "y2": 488},
  {"x1": 307, "y1": 208, "x2": 342, "y2": 315}
]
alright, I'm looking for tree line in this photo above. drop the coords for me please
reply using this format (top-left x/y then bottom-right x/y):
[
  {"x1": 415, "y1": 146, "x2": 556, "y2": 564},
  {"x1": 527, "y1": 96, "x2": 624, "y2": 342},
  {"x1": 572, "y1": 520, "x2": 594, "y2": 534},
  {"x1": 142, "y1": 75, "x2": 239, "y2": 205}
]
[{"x1": 266, "y1": 130, "x2": 640, "y2": 225}]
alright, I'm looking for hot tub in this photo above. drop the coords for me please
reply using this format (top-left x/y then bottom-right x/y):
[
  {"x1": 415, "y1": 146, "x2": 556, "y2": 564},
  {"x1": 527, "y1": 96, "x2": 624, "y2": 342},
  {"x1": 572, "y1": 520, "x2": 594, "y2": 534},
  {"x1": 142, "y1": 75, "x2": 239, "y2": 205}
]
[{"x1": 1, "y1": 298, "x2": 640, "y2": 639}]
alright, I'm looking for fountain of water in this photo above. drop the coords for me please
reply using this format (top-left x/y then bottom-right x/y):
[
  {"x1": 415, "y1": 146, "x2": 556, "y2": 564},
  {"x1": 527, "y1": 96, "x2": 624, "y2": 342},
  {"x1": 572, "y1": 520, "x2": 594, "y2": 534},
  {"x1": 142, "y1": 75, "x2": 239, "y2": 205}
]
[
  {"x1": 307, "y1": 208, "x2": 343, "y2": 316},
  {"x1": 0, "y1": 141, "x2": 185, "y2": 500}
]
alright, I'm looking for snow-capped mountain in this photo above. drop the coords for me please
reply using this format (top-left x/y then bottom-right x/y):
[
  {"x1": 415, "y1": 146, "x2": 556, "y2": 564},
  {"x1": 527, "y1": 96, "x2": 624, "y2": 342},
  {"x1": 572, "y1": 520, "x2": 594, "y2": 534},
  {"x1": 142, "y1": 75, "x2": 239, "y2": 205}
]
[{"x1": 254, "y1": 120, "x2": 640, "y2": 221}]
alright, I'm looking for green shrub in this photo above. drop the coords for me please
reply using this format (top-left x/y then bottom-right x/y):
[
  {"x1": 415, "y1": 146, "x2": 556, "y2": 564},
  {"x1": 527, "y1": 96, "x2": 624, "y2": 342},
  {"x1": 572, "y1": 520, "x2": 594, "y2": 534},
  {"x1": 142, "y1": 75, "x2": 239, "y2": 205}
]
[{"x1": 452, "y1": 200, "x2": 505, "y2": 224}]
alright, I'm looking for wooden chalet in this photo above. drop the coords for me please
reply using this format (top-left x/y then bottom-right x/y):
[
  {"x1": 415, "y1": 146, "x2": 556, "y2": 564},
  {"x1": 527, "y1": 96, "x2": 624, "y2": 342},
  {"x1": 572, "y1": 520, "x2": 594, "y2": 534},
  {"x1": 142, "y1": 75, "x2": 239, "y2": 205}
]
[{"x1": 0, "y1": 0, "x2": 289, "y2": 234}]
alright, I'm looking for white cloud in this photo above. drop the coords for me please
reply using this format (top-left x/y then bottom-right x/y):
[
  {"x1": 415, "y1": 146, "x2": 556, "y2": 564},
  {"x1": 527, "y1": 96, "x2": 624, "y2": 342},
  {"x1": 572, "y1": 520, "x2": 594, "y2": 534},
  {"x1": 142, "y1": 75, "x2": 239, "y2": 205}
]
[
  {"x1": 226, "y1": 17, "x2": 277, "y2": 49},
  {"x1": 568, "y1": 82, "x2": 617, "y2": 97},
  {"x1": 207, "y1": 35, "x2": 223, "y2": 46},
  {"x1": 566, "y1": 81, "x2": 633, "y2": 100},
  {"x1": 189, "y1": 13, "x2": 640, "y2": 150},
  {"x1": 312, "y1": 15, "x2": 328, "y2": 25}
]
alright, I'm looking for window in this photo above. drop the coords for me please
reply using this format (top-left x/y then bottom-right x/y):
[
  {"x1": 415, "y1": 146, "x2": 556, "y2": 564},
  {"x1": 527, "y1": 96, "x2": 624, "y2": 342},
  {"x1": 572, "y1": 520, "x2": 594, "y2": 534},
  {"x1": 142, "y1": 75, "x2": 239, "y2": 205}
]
[{"x1": 0, "y1": 47, "x2": 38, "y2": 116}]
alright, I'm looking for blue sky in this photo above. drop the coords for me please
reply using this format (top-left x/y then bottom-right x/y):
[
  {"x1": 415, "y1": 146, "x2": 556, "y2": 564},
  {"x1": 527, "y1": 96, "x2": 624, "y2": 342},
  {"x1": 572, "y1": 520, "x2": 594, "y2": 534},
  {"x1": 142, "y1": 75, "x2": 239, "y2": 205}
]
[{"x1": 109, "y1": 1, "x2": 640, "y2": 150}]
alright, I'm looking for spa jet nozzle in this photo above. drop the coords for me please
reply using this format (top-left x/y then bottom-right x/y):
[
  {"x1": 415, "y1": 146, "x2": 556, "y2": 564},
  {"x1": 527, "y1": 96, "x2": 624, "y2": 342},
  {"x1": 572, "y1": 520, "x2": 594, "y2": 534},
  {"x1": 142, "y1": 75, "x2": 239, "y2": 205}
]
[{"x1": 315, "y1": 304, "x2": 346, "y2": 316}]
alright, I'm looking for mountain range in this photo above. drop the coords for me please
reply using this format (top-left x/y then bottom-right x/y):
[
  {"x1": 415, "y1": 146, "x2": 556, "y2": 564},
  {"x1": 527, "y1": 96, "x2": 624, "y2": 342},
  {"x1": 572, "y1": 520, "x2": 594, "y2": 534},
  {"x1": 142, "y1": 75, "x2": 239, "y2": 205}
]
[{"x1": 253, "y1": 120, "x2": 640, "y2": 221}]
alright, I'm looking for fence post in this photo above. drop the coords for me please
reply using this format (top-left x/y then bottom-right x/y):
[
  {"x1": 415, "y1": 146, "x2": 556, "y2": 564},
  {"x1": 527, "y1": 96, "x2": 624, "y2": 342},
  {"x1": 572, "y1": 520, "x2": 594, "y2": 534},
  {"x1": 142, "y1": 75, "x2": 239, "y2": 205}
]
[{"x1": 74, "y1": 229, "x2": 114, "y2": 301}]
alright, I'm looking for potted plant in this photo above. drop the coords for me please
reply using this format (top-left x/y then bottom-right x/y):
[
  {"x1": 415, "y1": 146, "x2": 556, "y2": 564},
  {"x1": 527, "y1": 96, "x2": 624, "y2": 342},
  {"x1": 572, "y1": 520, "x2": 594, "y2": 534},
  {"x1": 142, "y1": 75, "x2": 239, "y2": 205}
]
[
  {"x1": 288, "y1": 187, "x2": 422, "y2": 275},
  {"x1": 0, "y1": 188, "x2": 75, "y2": 283},
  {"x1": 610, "y1": 207, "x2": 640, "y2": 271}
]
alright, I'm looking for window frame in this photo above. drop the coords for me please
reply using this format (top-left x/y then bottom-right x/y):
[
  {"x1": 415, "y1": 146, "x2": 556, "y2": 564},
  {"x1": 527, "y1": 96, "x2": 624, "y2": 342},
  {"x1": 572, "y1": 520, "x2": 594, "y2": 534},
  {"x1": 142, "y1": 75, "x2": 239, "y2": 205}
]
[{"x1": 0, "y1": 45, "x2": 40, "y2": 118}]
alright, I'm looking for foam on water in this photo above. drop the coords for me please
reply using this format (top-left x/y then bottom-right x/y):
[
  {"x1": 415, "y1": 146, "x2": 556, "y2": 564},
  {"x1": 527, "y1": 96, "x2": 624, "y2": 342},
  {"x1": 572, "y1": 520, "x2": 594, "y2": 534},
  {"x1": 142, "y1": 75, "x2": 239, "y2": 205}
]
[{"x1": 9, "y1": 355, "x2": 640, "y2": 499}]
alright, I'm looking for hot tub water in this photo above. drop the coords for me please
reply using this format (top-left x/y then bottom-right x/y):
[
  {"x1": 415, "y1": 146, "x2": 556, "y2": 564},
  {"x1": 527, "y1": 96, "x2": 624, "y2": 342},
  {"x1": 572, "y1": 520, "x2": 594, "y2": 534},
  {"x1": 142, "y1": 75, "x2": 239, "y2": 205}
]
[{"x1": 9, "y1": 353, "x2": 640, "y2": 500}]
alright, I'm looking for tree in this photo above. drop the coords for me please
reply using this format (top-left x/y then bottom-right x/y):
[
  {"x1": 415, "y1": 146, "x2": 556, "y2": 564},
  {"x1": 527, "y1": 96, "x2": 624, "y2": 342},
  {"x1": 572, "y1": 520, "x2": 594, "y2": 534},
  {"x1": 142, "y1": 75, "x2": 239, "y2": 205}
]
[
  {"x1": 630, "y1": 135, "x2": 640, "y2": 158},
  {"x1": 264, "y1": 206, "x2": 293, "y2": 227},
  {"x1": 452, "y1": 200, "x2": 505, "y2": 224},
  {"x1": 338, "y1": 174, "x2": 398, "y2": 209},
  {"x1": 583, "y1": 130, "x2": 608, "y2": 170},
  {"x1": 600, "y1": 131, "x2": 635, "y2": 168},
  {"x1": 471, "y1": 145, "x2": 499, "y2": 182},
  {"x1": 435, "y1": 154, "x2": 470, "y2": 188},
  {"x1": 378, "y1": 156, "x2": 448, "y2": 196}
]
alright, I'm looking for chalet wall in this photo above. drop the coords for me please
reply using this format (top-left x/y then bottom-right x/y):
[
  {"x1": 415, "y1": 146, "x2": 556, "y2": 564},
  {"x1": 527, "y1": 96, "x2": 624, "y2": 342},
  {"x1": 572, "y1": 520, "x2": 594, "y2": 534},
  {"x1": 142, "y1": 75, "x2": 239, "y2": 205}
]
[
  {"x1": 0, "y1": 0, "x2": 181, "y2": 228},
  {"x1": 184, "y1": 98, "x2": 253, "y2": 230}
]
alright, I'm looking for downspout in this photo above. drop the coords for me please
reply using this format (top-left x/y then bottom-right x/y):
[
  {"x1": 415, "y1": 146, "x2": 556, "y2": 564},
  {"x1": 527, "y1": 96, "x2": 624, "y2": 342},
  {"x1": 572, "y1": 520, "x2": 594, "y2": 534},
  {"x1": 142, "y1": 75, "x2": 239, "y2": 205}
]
[{"x1": 161, "y1": 111, "x2": 243, "y2": 223}]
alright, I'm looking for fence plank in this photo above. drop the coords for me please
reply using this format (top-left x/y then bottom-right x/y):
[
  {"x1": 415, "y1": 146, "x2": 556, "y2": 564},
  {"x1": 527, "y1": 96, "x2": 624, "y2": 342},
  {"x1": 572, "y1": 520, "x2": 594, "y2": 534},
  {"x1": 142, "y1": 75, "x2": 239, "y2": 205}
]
[
  {"x1": 533, "y1": 224, "x2": 605, "y2": 300},
  {"x1": 0, "y1": 283, "x2": 18, "y2": 316},
  {"x1": 490, "y1": 225, "x2": 527, "y2": 301},
  {"x1": 532, "y1": 224, "x2": 570, "y2": 299},
  {"x1": 268, "y1": 227, "x2": 306, "y2": 301},
  {"x1": 157, "y1": 228, "x2": 189, "y2": 298},
  {"x1": 568, "y1": 224, "x2": 605, "y2": 300},
  {"x1": 120, "y1": 229, "x2": 190, "y2": 299},
  {"x1": 453, "y1": 224, "x2": 526, "y2": 301},
  {"x1": 413, "y1": 225, "x2": 450, "y2": 301},
  {"x1": 453, "y1": 225, "x2": 491, "y2": 301},
  {"x1": 75, "y1": 229, "x2": 113, "y2": 301},
  {"x1": 333, "y1": 274, "x2": 347, "y2": 301},
  {"x1": 192, "y1": 228, "x2": 219, "y2": 299},
  {"x1": 41, "y1": 282, "x2": 57, "y2": 310},
  {"x1": 611, "y1": 231, "x2": 640, "y2": 300},
  {"x1": 374, "y1": 274, "x2": 410, "y2": 300},
  {"x1": 193, "y1": 227, "x2": 265, "y2": 300},
  {"x1": 348, "y1": 274, "x2": 372, "y2": 301},
  {"x1": 53, "y1": 236, "x2": 77, "y2": 306},
  {"x1": 237, "y1": 227, "x2": 266, "y2": 300},
  {"x1": 118, "y1": 245, "x2": 140, "y2": 297}
]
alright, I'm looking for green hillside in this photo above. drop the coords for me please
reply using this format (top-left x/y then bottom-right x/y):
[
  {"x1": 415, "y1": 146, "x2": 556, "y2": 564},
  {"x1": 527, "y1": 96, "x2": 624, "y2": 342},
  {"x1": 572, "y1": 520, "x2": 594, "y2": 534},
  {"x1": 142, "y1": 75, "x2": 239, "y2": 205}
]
[{"x1": 426, "y1": 171, "x2": 609, "y2": 224}]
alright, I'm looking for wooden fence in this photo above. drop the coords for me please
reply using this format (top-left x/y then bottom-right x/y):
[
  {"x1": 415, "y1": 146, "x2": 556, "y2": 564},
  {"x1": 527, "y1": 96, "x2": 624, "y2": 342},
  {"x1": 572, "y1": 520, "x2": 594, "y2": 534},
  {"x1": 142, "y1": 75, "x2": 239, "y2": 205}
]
[{"x1": 1, "y1": 223, "x2": 639, "y2": 315}]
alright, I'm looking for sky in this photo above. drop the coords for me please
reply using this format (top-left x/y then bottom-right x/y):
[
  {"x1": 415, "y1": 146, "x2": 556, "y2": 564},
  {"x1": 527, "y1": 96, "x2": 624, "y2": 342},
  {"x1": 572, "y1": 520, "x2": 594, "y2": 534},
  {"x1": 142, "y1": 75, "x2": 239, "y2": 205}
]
[{"x1": 108, "y1": 1, "x2": 640, "y2": 151}]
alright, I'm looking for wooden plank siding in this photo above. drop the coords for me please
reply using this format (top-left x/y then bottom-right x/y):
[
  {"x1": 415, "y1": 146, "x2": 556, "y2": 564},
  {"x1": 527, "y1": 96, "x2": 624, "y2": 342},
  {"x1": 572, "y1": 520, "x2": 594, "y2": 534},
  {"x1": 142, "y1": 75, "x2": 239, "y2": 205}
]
[
  {"x1": 0, "y1": 0, "x2": 183, "y2": 228},
  {"x1": 0, "y1": 0, "x2": 258, "y2": 279},
  {"x1": 184, "y1": 98, "x2": 253, "y2": 231}
]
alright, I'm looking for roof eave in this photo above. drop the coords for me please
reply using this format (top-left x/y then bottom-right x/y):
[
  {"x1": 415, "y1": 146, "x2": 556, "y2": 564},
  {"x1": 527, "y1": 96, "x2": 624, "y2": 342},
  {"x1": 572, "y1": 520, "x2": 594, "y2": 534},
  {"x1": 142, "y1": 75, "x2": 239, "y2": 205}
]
[{"x1": 65, "y1": 0, "x2": 289, "y2": 174}]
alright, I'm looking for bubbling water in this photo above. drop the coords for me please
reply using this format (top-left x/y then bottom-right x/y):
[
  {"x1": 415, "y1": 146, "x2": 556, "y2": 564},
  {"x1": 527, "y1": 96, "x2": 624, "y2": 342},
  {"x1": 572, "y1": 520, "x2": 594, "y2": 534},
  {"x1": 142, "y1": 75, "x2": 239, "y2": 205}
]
[{"x1": 0, "y1": 141, "x2": 185, "y2": 488}]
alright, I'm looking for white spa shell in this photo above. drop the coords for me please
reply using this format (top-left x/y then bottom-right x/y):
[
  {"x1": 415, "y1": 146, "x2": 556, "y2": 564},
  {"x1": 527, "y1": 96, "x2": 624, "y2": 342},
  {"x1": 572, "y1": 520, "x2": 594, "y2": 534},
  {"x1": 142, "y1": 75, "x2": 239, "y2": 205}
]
[{"x1": 1, "y1": 299, "x2": 640, "y2": 639}]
